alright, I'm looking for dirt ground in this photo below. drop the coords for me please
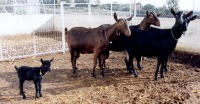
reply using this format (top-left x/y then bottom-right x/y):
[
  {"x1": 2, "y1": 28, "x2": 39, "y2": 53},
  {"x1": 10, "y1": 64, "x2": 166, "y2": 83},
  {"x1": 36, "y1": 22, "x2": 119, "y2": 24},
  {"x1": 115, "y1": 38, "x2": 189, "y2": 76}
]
[{"x1": 0, "y1": 50, "x2": 200, "y2": 104}]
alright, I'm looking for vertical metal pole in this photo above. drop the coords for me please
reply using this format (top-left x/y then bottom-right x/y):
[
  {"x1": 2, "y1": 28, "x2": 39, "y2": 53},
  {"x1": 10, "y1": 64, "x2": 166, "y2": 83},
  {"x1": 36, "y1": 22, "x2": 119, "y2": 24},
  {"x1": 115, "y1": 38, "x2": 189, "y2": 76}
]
[
  {"x1": 33, "y1": 30, "x2": 36, "y2": 55},
  {"x1": 88, "y1": 0, "x2": 91, "y2": 27},
  {"x1": 53, "y1": 0, "x2": 56, "y2": 31},
  {"x1": 134, "y1": 0, "x2": 136, "y2": 17},
  {"x1": 110, "y1": 2, "x2": 113, "y2": 24},
  {"x1": 61, "y1": 1, "x2": 66, "y2": 52}
]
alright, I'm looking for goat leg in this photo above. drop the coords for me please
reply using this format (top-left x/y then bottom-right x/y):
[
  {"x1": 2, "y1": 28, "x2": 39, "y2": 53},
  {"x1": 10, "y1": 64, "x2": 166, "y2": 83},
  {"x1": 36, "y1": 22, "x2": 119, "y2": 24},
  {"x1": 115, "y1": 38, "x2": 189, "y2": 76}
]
[
  {"x1": 124, "y1": 58, "x2": 131, "y2": 74},
  {"x1": 136, "y1": 56, "x2": 142, "y2": 70},
  {"x1": 160, "y1": 61, "x2": 165, "y2": 78},
  {"x1": 163, "y1": 57, "x2": 168, "y2": 72},
  {"x1": 34, "y1": 80, "x2": 40, "y2": 99},
  {"x1": 39, "y1": 80, "x2": 42, "y2": 97},
  {"x1": 19, "y1": 79, "x2": 26, "y2": 99},
  {"x1": 92, "y1": 51, "x2": 100, "y2": 78},
  {"x1": 126, "y1": 57, "x2": 138, "y2": 77},
  {"x1": 129, "y1": 62, "x2": 138, "y2": 78},
  {"x1": 155, "y1": 57, "x2": 162, "y2": 80},
  {"x1": 100, "y1": 55, "x2": 107, "y2": 77},
  {"x1": 70, "y1": 50, "x2": 78, "y2": 74}
]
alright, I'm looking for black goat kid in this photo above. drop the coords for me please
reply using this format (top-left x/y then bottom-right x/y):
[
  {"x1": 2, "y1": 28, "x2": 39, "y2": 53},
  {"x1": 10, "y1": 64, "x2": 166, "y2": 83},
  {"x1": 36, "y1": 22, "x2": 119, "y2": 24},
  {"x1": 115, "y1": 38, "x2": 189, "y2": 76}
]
[{"x1": 14, "y1": 58, "x2": 54, "y2": 99}]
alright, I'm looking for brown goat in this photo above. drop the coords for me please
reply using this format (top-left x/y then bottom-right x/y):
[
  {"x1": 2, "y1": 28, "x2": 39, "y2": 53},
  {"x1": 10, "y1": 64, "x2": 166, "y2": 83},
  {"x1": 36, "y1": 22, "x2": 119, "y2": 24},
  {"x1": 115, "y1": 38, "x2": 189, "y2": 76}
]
[{"x1": 66, "y1": 12, "x2": 132, "y2": 78}]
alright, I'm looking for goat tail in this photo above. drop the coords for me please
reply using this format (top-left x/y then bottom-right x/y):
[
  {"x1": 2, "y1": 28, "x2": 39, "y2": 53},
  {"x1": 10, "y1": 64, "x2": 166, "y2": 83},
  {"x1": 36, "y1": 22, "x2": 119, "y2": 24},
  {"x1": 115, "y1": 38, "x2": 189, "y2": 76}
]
[
  {"x1": 14, "y1": 66, "x2": 19, "y2": 71},
  {"x1": 65, "y1": 27, "x2": 68, "y2": 35}
]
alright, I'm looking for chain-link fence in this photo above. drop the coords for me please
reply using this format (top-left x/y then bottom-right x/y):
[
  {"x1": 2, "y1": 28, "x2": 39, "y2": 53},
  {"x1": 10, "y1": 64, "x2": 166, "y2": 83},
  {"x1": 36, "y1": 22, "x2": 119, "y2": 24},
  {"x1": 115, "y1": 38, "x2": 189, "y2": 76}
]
[{"x1": 0, "y1": 0, "x2": 200, "y2": 60}]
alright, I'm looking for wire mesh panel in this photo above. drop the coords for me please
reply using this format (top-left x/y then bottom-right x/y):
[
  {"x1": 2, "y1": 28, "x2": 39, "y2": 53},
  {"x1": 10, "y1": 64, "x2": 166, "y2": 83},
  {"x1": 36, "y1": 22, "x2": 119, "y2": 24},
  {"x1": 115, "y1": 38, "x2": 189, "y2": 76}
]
[
  {"x1": 0, "y1": 5, "x2": 62, "y2": 60},
  {"x1": 34, "y1": 15, "x2": 62, "y2": 54},
  {"x1": 0, "y1": 35, "x2": 35, "y2": 59}
]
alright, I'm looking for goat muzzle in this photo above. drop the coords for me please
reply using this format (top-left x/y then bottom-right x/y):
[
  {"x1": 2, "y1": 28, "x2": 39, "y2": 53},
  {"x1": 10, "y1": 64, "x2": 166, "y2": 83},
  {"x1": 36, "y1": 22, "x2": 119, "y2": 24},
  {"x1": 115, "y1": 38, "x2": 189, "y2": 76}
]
[
  {"x1": 125, "y1": 31, "x2": 131, "y2": 36},
  {"x1": 157, "y1": 22, "x2": 160, "y2": 27}
]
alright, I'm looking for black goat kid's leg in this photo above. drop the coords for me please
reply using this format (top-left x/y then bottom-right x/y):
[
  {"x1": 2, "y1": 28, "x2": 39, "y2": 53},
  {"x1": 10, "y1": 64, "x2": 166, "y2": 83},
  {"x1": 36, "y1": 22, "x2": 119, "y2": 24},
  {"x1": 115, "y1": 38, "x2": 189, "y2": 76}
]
[
  {"x1": 34, "y1": 80, "x2": 40, "y2": 99},
  {"x1": 19, "y1": 79, "x2": 26, "y2": 99},
  {"x1": 39, "y1": 80, "x2": 42, "y2": 97},
  {"x1": 136, "y1": 56, "x2": 142, "y2": 70}
]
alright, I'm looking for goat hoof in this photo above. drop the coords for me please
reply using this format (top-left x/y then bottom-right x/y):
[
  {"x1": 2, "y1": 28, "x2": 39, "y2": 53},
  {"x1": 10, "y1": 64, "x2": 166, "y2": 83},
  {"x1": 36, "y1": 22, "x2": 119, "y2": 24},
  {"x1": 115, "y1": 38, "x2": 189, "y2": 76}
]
[
  {"x1": 101, "y1": 73, "x2": 105, "y2": 78},
  {"x1": 91, "y1": 73, "x2": 96, "y2": 78},
  {"x1": 35, "y1": 96, "x2": 39, "y2": 99},
  {"x1": 154, "y1": 77, "x2": 158, "y2": 81},
  {"x1": 20, "y1": 91, "x2": 25, "y2": 95},
  {"x1": 39, "y1": 94, "x2": 42, "y2": 97},
  {"x1": 164, "y1": 69, "x2": 168, "y2": 72},
  {"x1": 160, "y1": 75, "x2": 164, "y2": 78},
  {"x1": 128, "y1": 70, "x2": 132, "y2": 74},
  {"x1": 134, "y1": 73, "x2": 138, "y2": 78},
  {"x1": 23, "y1": 96, "x2": 26, "y2": 99}
]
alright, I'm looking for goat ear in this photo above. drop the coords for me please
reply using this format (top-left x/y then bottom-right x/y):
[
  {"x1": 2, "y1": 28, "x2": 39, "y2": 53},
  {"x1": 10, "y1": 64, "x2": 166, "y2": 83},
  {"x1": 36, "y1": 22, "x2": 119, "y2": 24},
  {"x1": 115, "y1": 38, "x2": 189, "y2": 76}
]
[
  {"x1": 127, "y1": 16, "x2": 133, "y2": 21},
  {"x1": 171, "y1": 8, "x2": 176, "y2": 17},
  {"x1": 114, "y1": 12, "x2": 118, "y2": 21},
  {"x1": 157, "y1": 13, "x2": 161, "y2": 17},
  {"x1": 40, "y1": 58, "x2": 44, "y2": 64},
  {"x1": 186, "y1": 11, "x2": 193, "y2": 17},
  {"x1": 50, "y1": 58, "x2": 54, "y2": 62},
  {"x1": 146, "y1": 11, "x2": 149, "y2": 17},
  {"x1": 189, "y1": 15, "x2": 197, "y2": 21}
]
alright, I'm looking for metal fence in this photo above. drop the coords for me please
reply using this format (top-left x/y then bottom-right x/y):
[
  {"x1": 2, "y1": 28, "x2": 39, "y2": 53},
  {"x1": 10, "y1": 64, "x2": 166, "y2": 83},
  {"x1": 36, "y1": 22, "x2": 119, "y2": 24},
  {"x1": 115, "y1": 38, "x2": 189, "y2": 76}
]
[{"x1": 0, "y1": 0, "x2": 200, "y2": 60}]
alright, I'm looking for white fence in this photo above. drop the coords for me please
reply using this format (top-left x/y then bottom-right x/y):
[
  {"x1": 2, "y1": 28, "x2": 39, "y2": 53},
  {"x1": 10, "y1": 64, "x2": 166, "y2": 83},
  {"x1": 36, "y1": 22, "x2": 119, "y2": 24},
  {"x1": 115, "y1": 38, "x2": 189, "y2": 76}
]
[{"x1": 0, "y1": 1, "x2": 200, "y2": 60}]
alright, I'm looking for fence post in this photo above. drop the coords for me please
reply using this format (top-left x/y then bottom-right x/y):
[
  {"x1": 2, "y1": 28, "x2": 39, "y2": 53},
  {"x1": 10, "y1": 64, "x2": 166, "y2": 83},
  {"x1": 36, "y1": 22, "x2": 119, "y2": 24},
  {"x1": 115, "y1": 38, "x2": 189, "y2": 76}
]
[
  {"x1": 33, "y1": 31, "x2": 36, "y2": 55},
  {"x1": 61, "y1": 1, "x2": 66, "y2": 52}
]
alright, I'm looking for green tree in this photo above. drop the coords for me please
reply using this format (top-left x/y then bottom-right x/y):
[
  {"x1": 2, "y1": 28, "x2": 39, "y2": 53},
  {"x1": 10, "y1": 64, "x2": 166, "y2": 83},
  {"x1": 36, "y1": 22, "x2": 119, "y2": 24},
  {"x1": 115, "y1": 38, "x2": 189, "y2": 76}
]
[
  {"x1": 91, "y1": 0, "x2": 101, "y2": 7},
  {"x1": 74, "y1": 0, "x2": 88, "y2": 3},
  {"x1": 142, "y1": 4, "x2": 155, "y2": 12},
  {"x1": 166, "y1": 0, "x2": 179, "y2": 9},
  {"x1": 74, "y1": 0, "x2": 88, "y2": 7}
]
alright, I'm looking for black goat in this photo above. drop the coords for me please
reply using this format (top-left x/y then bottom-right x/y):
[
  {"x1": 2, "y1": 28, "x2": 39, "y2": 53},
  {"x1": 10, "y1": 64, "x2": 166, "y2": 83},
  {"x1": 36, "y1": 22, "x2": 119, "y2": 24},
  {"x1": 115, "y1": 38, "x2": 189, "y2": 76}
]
[
  {"x1": 124, "y1": 8, "x2": 197, "y2": 80},
  {"x1": 14, "y1": 58, "x2": 54, "y2": 99}
]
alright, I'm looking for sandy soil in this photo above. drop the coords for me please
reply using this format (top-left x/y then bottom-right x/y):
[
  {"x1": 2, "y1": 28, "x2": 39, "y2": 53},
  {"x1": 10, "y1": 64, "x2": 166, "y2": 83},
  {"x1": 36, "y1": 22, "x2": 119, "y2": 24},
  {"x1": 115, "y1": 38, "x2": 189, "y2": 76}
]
[{"x1": 0, "y1": 50, "x2": 199, "y2": 104}]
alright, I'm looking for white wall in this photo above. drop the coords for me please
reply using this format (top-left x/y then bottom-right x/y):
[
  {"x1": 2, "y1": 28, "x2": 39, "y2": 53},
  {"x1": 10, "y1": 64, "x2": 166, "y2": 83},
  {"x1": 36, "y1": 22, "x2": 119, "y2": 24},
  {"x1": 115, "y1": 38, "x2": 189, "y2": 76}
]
[{"x1": 0, "y1": 14, "x2": 53, "y2": 35}]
